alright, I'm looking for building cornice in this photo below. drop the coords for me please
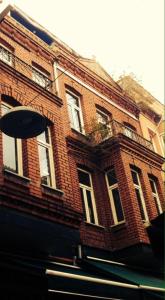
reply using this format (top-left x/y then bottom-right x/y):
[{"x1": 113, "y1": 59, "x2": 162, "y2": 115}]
[
  {"x1": 0, "y1": 18, "x2": 55, "y2": 63},
  {"x1": 99, "y1": 136, "x2": 164, "y2": 169}
]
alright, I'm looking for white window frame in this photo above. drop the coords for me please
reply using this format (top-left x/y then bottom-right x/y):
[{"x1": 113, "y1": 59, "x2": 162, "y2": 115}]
[
  {"x1": 105, "y1": 170, "x2": 125, "y2": 225},
  {"x1": 66, "y1": 90, "x2": 84, "y2": 134},
  {"x1": 32, "y1": 65, "x2": 50, "y2": 89},
  {"x1": 0, "y1": 44, "x2": 13, "y2": 66},
  {"x1": 131, "y1": 169, "x2": 149, "y2": 222},
  {"x1": 37, "y1": 127, "x2": 56, "y2": 188},
  {"x1": 1, "y1": 102, "x2": 23, "y2": 175},
  {"x1": 78, "y1": 168, "x2": 98, "y2": 225},
  {"x1": 149, "y1": 177, "x2": 163, "y2": 214}
]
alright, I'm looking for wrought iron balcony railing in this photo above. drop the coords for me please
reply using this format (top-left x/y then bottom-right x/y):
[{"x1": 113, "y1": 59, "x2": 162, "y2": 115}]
[
  {"x1": 89, "y1": 119, "x2": 154, "y2": 151},
  {"x1": 0, "y1": 46, "x2": 54, "y2": 92},
  {"x1": 110, "y1": 120, "x2": 154, "y2": 150}
]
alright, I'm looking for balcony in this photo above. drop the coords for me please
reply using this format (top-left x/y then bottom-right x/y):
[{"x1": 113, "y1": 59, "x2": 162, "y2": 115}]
[
  {"x1": 0, "y1": 46, "x2": 54, "y2": 92},
  {"x1": 89, "y1": 119, "x2": 154, "y2": 151}
]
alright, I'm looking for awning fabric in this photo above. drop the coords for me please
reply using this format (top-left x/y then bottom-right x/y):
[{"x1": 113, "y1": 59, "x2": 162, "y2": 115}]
[
  {"x1": 46, "y1": 262, "x2": 141, "y2": 300},
  {"x1": 84, "y1": 257, "x2": 165, "y2": 291}
]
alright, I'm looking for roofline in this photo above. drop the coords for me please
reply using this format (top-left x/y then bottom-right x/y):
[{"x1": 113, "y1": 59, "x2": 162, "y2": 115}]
[{"x1": 0, "y1": 4, "x2": 13, "y2": 23}]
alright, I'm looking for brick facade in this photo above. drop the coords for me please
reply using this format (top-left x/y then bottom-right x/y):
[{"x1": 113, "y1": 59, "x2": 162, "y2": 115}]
[{"x1": 0, "y1": 7, "x2": 164, "y2": 259}]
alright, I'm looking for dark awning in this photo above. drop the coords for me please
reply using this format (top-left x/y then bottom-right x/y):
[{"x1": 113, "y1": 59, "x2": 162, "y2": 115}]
[
  {"x1": 46, "y1": 262, "x2": 141, "y2": 300},
  {"x1": 80, "y1": 257, "x2": 165, "y2": 299}
]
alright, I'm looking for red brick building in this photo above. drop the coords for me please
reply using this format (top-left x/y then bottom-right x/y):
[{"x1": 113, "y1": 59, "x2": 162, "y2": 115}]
[{"x1": 0, "y1": 5, "x2": 164, "y2": 300}]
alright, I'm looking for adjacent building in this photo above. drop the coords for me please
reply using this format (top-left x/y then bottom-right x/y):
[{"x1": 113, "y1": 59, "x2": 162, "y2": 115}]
[{"x1": 0, "y1": 5, "x2": 164, "y2": 299}]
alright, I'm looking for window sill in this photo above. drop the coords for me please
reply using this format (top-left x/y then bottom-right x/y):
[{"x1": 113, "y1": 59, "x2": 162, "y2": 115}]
[
  {"x1": 71, "y1": 128, "x2": 86, "y2": 137},
  {"x1": 110, "y1": 221, "x2": 127, "y2": 232},
  {"x1": 143, "y1": 221, "x2": 151, "y2": 228},
  {"x1": 41, "y1": 184, "x2": 64, "y2": 196},
  {"x1": 4, "y1": 169, "x2": 31, "y2": 185},
  {"x1": 85, "y1": 221, "x2": 105, "y2": 230}
]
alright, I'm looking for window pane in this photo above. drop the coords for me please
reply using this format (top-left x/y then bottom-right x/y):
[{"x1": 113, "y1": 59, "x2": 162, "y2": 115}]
[
  {"x1": 38, "y1": 145, "x2": 51, "y2": 186},
  {"x1": 112, "y1": 188, "x2": 124, "y2": 222},
  {"x1": 135, "y1": 188, "x2": 145, "y2": 220},
  {"x1": 96, "y1": 111, "x2": 108, "y2": 125},
  {"x1": 80, "y1": 188, "x2": 87, "y2": 221},
  {"x1": 67, "y1": 103, "x2": 74, "y2": 128},
  {"x1": 153, "y1": 196, "x2": 160, "y2": 214},
  {"x1": 107, "y1": 169, "x2": 117, "y2": 186},
  {"x1": 86, "y1": 190, "x2": 95, "y2": 224},
  {"x1": 37, "y1": 127, "x2": 49, "y2": 144},
  {"x1": 124, "y1": 128, "x2": 133, "y2": 138},
  {"x1": 66, "y1": 93, "x2": 79, "y2": 106},
  {"x1": 149, "y1": 179, "x2": 156, "y2": 193},
  {"x1": 0, "y1": 47, "x2": 12, "y2": 65},
  {"x1": 32, "y1": 69, "x2": 48, "y2": 88},
  {"x1": 131, "y1": 170, "x2": 139, "y2": 185},
  {"x1": 78, "y1": 170, "x2": 91, "y2": 186},
  {"x1": 3, "y1": 134, "x2": 17, "y2": 172},
  {"x1": 74, "y1": 109, "x2": 82, "y2": 132}
]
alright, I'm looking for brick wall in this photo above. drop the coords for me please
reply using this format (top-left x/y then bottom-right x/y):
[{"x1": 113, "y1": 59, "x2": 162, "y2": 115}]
[{"x1": 0, "y1": 15, "x2": 164, "y2": 254}]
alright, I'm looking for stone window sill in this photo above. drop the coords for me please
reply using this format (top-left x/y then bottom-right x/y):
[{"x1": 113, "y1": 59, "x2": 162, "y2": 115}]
[
  {"x1": 4, "y1": 169, "x2": 31, "y2": 185},
  {"x1": 110, "y1": 221, "x2": 127, "y2": 232},
  {"x1": 85, "y1": 221, "x2": 105, "y2": 230},
  {"x1": 41, "y1": 184, "x2": 64, "y2": 196}
]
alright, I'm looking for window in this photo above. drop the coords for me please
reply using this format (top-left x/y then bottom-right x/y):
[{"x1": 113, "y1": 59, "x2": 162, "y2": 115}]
[
  {"x1": 32, "y1": 66, "x2": 50, "y2": 89},
  {"x1": 96, "y1": 109, "x2": 112, "y2": 139},
  {"x1": 123, "y1": 122, "x2": 136, "y2": 139},
  {"x1": 149, "y1": 177, "x2": 162, "y2": 214},
  {"x1": 106, "y1": 169, "x2": 125, "y2": 225},
  {"x1": 78, "y1": 168, "x2": 98, "y2": 224},
  {"x1": 0, "y1": 45, "x2": 12, "y2": 65},
  {"x1": 66, "y1": 91, "x2": 84, "y2": 133},
  {"x1": 1, "y1": 103, "x2": 22, "y2": 175},
  {"x1": 37, "y1": 127, "x2": 56, "y2": 187},
  {"x1": 131, "y1": 168, "x2": 149, "y2": 222}
]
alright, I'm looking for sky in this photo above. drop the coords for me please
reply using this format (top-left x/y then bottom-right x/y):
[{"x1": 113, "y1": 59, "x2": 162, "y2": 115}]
[{"x1": 0, "y1": 0, "x2": 164, "y2": 103}]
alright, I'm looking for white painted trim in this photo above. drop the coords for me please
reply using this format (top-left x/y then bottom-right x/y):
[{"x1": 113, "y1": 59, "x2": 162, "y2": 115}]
[
  {"x1": 66, "y1": 89, "x2": 85, "y2": 134},
  {"x1": 37, "y1": 127, "x2": 56, "y2": 188},
  {"x1": 48, "y1": 289, "x2": 122, "y2": 299},
  {"x1": 49, "y1": 261, "x2": 80, "y2": 269},
  {"x1": 149, "y1": 178, "x2": 163, "y2": 214},
  {"x1": 78, "y1": 168, "x2": 99, "y2": 225},
  {"x1": 131, "y1": 169, "x2": 149, "y2": 222},
  {"x1": 57, "y1": 66, "x2": 138, "y2": 120},
  {"x1": 53, "y1": 62, "x2": 60, "y2": 95},
  {"x1": 105, "y1": 171, "x2": 125, "y2": 225},
  {"x1": 46, "y1": 269, "x2": 139, "y2": 289},
  {"x1": 87, "y1": 256, "x2": 126, "y2": 266},
  {"x1": 140, "y1": 285, "x2": 165, "y2": 292}
]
